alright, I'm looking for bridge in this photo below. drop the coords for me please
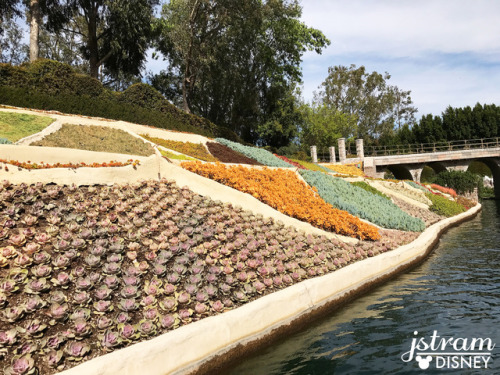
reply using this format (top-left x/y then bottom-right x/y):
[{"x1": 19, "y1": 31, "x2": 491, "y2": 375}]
[
  {"x1": 312, "y1": 137, "x2": 500, "y2": 198},
  {"x1": 362, "y1": 138, "x2": 500, "y2": 198}
]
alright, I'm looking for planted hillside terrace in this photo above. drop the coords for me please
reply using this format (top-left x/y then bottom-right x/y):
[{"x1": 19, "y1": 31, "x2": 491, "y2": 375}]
[
  {"x1": 181, "y1": 162, "x2": 380, "y2": 240},
  {"x1": 299, "y1": 171, "x2": 426, "y2": 232},
  {"x1": 206, "y1": 142, "x2": 262, "y2": 165},
  {"x1": 32, "y1": 125, "x2": 155, "y2": 157},
  {"x1": 140, "y1": 135, "x2": 217, "y2": 162},
  {"x1": 0, "y1": 179, "x2": 419, "y2": 374},
  {"x1": 215, "y1": 138, "x2": 294, "y2": 168}
]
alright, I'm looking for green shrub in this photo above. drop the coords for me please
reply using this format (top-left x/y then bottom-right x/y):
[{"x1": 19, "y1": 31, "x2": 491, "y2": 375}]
[
  {"x1": 426, "y1": 193, "x2": 466, "y2": 217},
  {"x1": 405, "y1": 180, "x2": 428, "y2": 192},
  {"x1": 433, "y1": 170, "x2": 480, "y2": 194},
  {"x1": 300, "y1": 170, "x2": 425, "y2": 231},
  {"x1": 0, "y1": 61, "x2": 241, "y2": 141},
  {"x1": 351, "y1": 181, "x2": 390, "y2": 200},
  {"x1": 215, "y1": 138, "x2": 293, "y2": 167},
  {"x1": 0, "y1": 138, "x2": 12, "y2": 144}
]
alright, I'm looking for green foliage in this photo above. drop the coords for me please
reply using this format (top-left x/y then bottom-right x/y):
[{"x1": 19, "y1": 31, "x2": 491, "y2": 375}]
[
  {"x1": 317, "y1": 64, "x2": 417, "y2": 141},
  {"x1": 405, "y1": 180, "x2": 428, "y2": 192},
  {"x1": 0, "y1": 61, "x2": 239, "y2": 140},
  {"x1": 351, "y1": 181, "x2": 390, "y2": 200},
  {"x1": 299, "y1": 103, "x2": 357, "y2": 150},
  {"x1": 0, "y1": 137, "x2": 13, "y2": 144},
  {"x1": 300, "y1": 170, "x2": 425, "y2": 231},
  {"x1": 433, "y1": 170, "x2": 480, "y2": 194},
  {"x1": 291, "y1": 159, "x2": 329, "y2": 172},
  {"x1": 153, "y1": 0, "x2": 329, "y2": 146},
  {"x1": 426, "y1": 193, "x2": 466, "y2": 217},
  {"x1": 468, "y1": 161, "x2": 493, "y2": 177},
  {"x1": 397, "y1": 103, "x2": 500, "y2": 145},
  {"x1": 0, "y1": 111, "x2": 55, "y2": 142},
  {"x1": 215, "y1": 138, "x2": 293, "y2": 167}
]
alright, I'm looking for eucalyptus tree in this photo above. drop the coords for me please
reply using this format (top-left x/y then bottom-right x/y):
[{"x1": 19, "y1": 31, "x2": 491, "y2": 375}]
[
  {"x1": 318, "y1": 64, "x2": 417, "y2": 142},
  {"x1": 153, "y1": 0, "x2": 329, "y2": 144}
]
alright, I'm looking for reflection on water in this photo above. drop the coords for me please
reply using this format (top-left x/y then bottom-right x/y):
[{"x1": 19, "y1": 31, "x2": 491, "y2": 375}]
[{"x1": 228, "y1": 201, "x2": 500, "y2": 375}]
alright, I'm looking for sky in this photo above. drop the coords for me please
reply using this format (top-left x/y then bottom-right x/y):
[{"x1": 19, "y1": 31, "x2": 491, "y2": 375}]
[{"x1": 297, "y1": 0, "x2": 500, "y2": 119}]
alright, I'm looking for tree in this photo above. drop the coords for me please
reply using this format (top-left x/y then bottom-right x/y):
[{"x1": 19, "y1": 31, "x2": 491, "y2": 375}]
[
  {"x1": 153, "y1": 0, "x2": 329, "y2": 144},
  {"x1": 57, "y1": 0, "x2": 159, "y2": 80},
  {"x1": 0, "y1": 15, "x2": 27, "y2": 64},
  {"x1": 317, "y1": 64, "x2": 417, "y2": 142},
  {"x1": 299, "y1": 101, "x2": 358, "y2": 151}
]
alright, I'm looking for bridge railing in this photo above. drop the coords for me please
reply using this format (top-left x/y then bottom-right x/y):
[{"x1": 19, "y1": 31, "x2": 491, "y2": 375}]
[{"x1": 365, "y1": 137, "x2": 500, "y2": 156}]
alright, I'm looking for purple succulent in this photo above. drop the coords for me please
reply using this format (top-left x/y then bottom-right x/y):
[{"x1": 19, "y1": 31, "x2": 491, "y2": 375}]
[
  {"x1": 103, "y1": 275, "x2": 120, "y2": 289},
  {"x1": 141, "y1": 295, "x2": 157, "y2": 307},
  {"x1": 4, "y1": 354, "x2": 36, "y2": 375},
  {"x1": 116, "y1": 312, "x2": 131, "y2": 324},
  {"x1": 0, "y1": 329, "x2": 18, "y2": 346},
  {"x1": 103, "y1": 262, "x2": 121, "y2": 275},
  {"x1": 164, "y1": 283, "x2": 176, "y2": 295},
  {"x1": 24, "y1": 278, "x2": 50, "y2": 294},
  {"x1": 152, "y1": 263, "x2": 167, "y2": 276},
  {"x1": 176, "y1": 291, "x2": 191, "y2": 304},
  {"x1": 70, "y1": 308, "x2": 91, "y2": 321},
  {"x1": 118, "y1": 298, "x2": 139, "y2": 312},
  {"x1": 118, "y1": 323, "x2": 138, "y2": 341},
  {"x1": 73, "y1": 319, "x2": 92, "y2": 339},
  {"x1": 14, "y1": 253, "x2": 32, "y2": 268},
  {"x1": 14, "y1": 342, "x2": 38, "y2": 356},
  {"x1": 52, "y1": 254, "x2": 70, "y2": 269},
  {"x1": 94, "y1": 285, "x2": 113, "y2": 300},
  {"x1": 75, "y1": 277, "x2": 92, "y2": 291},
  {"x1": 93, "y1": 300, "x2": 114, "y2": 314},
  {"x1": 31, "y1": 264, "x2": 52, "y2": 278},
  {"x1": 143, "y1": 307, "x2": 159, "y2": 321},
  {"x1": 24, "y1": 296, "x2": 46, "y2": 312},
  {"x1": 120, "y1": 285, "x2": 139, "y2": 299},
  {"x1": 159, "y1": 297, "x2": 177, "y2": 312},
  {"x1": 54, "y1": 239, "x2": 70, "y2": 252},
  {"x1": 71, "y1": 265, "x2": 86, "y2": 278},
  {"x1": 73, "y1": 291, "x2": 91, "y2": 306},
  {"x1": 166, "y1": 272, "x2": 180, "y2": 284},
  {"x1": 194, "y1": 302, "x2": 208, "y2": 315},
  {"x1": 159, "y1": 314, "x2": 179, "y2": 330},
  {"x1": 8, "y1": 233, "x2": 26, "y2": 247},
  {"x1": 211, "y1": 300, "x2": 225, "y2": 313},
  {"x1": 178, "y1": 309, "x2": 193, "y2": 323},
  {"x1": 46, "y1": 350, "x2": 63, "y2": 368},
  {"x1": 96, "y1": 316, "x2": 113, "y2": 330},
  {"x1": 23, "y1": 242, "x2": 40, "y2": 255},
  {"x1": 46, "y1": 303, "x2": 68, "y2": 323},
  {"x1": 48, "y1": 290, "x2": 67, "y2": 304},
  {"x1": 1, "y1": 279, "x2": 19, "y2": 294},
  {"x1": 99, "y1": 330, "x2": 123, "y2": 350},
  {"x1": 52, "y1": 272, "x2": 71, "y2": 288},
  {"x1": 65, "y1": 341, "x2": 90, "y2": 361},
  {"x1": 138, "y1": 320, "x2": 157, "y2": 337},
  {"x1": 84, "y1": 254, "x2": 101, "y2": 268},
  {"x1": 24, "y1": 319, "x2": 47, "y2": 338}
]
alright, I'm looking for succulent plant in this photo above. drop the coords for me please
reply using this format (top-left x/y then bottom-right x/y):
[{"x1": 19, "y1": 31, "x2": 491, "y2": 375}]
[
  {"x1": 117, "y1": 323, "x2": 139, "y2": 342},
  {"x1": 117, "y1": 298, "x2": 139, "y2": 312},
  {"x1": 4, "y1": 354, "x2": 37, "y2": 375},
  {"x1": 0, "y1": 329, "x2": 19, "y2": 346},
  {"x1": 95, "y1": 316, "x2": 113, "y2": 330},
  {"x1": 64, "y1": 341, "x2": 90, "y2": 361},
  {"x1": 72, "y1": 319, "x2": 92, "y2": 339},
  {"x1": 46, "y1": 303, "x2": 69, "y2": 324},
  {"x1": 24, "y1": 319, "x2": 47, "y2": 338},
  {"x1": 159, "y1": 314, "x2": 179, "y2": 330},
  {"x1": 99, "y1": 330, "x2": 123, "y2": 350},
  {"x1": 93, "y1": 300, "x2": 114, "y2": 314},
  {"x1": 46, "y1": 350, "x2": 64, "y2": 369}
]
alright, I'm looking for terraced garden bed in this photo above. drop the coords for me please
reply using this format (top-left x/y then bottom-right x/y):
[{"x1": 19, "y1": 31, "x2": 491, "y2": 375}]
[
  {"x1": 0, "y1": 179, "x2": 418, "y2": 374},
  {"x1": 31, "y1": 125, "x2": 155, "y2": 157},
  {"x1": 206, "y1": 142, "x2": 262, "y2": 165},
  {"x1": 181, "y1": 162, "x2": 380, "y2": 240},
  {"x1": 140, "y1": 135, "x2": 217, "y2": 162},
  {"x1": 300, "y1": 171, "x2": 426, "y2": 232},
  {"x1": 0, "y1": 112, "x2": 55, "y2": 143}
]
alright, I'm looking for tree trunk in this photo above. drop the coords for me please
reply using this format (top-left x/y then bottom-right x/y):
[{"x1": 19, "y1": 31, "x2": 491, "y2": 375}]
[
  {"x1": 87, "y1": 2, "x2": 99, "y2": 79},
  {"x1": 29, "y1": 0, "x2": 41, "y2": 61}
]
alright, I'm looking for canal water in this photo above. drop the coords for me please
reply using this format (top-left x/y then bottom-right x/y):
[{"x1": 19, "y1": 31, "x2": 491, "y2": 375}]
[{"x1": 228, "y1": 200, "x2": 500, "y2": 375}]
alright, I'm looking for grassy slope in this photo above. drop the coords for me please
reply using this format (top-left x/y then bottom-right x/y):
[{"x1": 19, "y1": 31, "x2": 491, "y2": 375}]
[{"x1": 0, "y1": 111, "x2": 55, "y2": 142}]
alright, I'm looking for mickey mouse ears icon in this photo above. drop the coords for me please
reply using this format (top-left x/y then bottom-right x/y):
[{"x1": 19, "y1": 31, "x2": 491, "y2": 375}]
[{"x1": 416, "y1": 355, "x2": 433, "y2": 370}]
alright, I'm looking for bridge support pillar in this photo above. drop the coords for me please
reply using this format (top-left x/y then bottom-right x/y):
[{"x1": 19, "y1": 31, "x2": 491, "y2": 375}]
[
  {"x1": 329, "y1": 147, "x2": 336, "y2": 163},
  {"x1": 356, "y1": 139, "x2": 364, "y2": 160},
  {"x1": 338, "y1": 138, "x2": 346, "y2": 163},
  {"x1": 310, "y1": 146, "x2": 317, "y2": 163}
]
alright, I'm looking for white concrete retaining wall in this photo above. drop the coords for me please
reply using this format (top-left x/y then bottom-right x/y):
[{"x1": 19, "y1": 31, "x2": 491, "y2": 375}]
[{"x1": 56, "y1": 204, "x2": 481, "y2": 375}]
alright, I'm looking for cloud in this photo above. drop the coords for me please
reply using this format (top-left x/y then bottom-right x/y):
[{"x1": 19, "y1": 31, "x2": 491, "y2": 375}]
[{"x1": 299, "y1": 0, "x2": 500, "y2": 117}]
